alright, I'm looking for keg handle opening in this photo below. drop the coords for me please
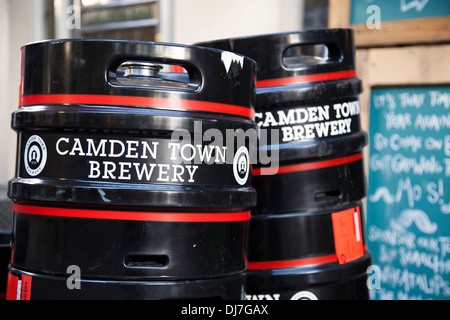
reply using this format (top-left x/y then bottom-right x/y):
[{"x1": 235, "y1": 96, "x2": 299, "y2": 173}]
[
  {"x1": 108, "y1": 60, "x2": 201, "y2": 92},
  {"x1": 124, "y1": 254, "x2": 169, "y2": 268},
  {"x1": 314, "y1": 189, "x2": 343, "y2": 203},
  {"x1": 281, "y1": 43, "x2": 342, "y2": 70}
]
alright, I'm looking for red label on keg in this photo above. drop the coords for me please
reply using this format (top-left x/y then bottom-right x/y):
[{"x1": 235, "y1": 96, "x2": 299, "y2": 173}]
[
  {"x1": 331, "y1": 206, "x2": 364, "y2": 264},
  {"x1": 6, "y1": 273, "x2": 32, "y2": 300},
  {"x1": 6, "y1": 273, "x2": 18, "y2": 300}
]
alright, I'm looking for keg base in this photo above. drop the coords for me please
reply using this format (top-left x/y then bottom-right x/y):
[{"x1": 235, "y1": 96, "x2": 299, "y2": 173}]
[
  {"x1": 7, "y1": 267, "x2": 247, "y2": 300},
  {"x1": 246, "y1": 251, "x2": 372, "y2": 300}
]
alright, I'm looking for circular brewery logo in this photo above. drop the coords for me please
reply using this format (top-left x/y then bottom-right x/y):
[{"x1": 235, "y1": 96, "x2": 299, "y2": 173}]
[
  {"x1": 290, "y1": 291, "x2": 319, "y2": 300},
  {"x1": 24, "y1": 135, "x2": 47, "y2": 176},
  {"x1": 233, "y1": 146, "x2": 249, "y2": 185}
]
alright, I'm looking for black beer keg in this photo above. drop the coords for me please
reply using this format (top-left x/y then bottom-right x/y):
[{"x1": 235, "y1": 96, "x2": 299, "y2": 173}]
[
  {"x1": 197, "y1": 29, "x2": 372, "y2": 300},
  {"x1": 7, "y1": 39, "x2": 257, "y2": 299}
]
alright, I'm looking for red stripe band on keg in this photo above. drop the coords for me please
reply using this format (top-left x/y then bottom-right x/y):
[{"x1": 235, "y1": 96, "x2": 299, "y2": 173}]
[
  {"x1": 252, "y1": 152, "x2": 363, "y2": 176},
  {"x1": 247, "y1": 254, "x2": 338, "y2": 270},
  {"x1": 247, "y1": 245, "x2": 368, "y2": 270},
  {"x1": 19, "y1": 94, "x2": 255, "y2": 119},
  {"x1": 12, "y1": 204, "x2": 251, "y2": 222},
  {"x1": 256, "y1": 70, "x2": 357, "y2": 88}
]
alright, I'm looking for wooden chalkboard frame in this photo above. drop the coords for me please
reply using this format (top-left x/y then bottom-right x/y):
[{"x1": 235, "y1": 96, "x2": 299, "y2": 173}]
[
  {"x1": 356, "y1": 44, "x2": 450, "y2": 136},
  {"x1": 328, "y1": 0, "x2": 450, "y2": 47}
]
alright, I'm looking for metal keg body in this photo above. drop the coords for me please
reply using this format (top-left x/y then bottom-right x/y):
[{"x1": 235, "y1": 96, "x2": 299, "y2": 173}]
[
  {"x1": 197, "y1": 29, "x2": 372, "y2": 300},
  {"x1": 7, "y1": 40, "x2": 257, "y2": 300}
]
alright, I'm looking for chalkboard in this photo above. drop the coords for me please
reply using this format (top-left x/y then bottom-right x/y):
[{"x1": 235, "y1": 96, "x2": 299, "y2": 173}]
[
  {"x1": 350, "y1": 0, "x2": 450, "y2": 24},
  {"x1": 366, "y1": 85, "x2": 450, "y2": 300}
]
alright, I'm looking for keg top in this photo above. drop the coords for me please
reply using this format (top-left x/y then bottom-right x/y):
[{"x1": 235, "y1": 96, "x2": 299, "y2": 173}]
[
  {"x1": 196, "y1": 28, "x2": 357, "y2": 90},
  {"x1": 19, "y1": 39, "x2": 257, "y2": 120}
]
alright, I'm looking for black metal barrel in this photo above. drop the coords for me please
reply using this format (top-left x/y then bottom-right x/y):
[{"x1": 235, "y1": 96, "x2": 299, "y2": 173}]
[
  {"x1": 197, "y1": 29, "x2": 372, "y2": 300},
  {"x1": 7, "y1": 39, "x2": 257, "y2": 300}
]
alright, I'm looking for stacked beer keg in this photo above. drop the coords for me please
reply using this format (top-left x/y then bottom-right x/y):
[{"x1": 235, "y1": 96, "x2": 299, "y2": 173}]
[
  {"x1": 198, "y1": 29, "x2": 372, "y2": 300},
  {"x1": 6, "y1": 29, "x2": 371, "y2": 300},
  {"x1": 6, "y1": 40, "x2": 256, "y2": 299}
]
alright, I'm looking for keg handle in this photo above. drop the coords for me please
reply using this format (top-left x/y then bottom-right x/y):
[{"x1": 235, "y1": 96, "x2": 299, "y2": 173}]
[
  {"x1": 281, "y1": 42, "x2": 342, "y2": 69},
  {"x1": 278, "y1": 30, "x2": 355, "y2": 72}
]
